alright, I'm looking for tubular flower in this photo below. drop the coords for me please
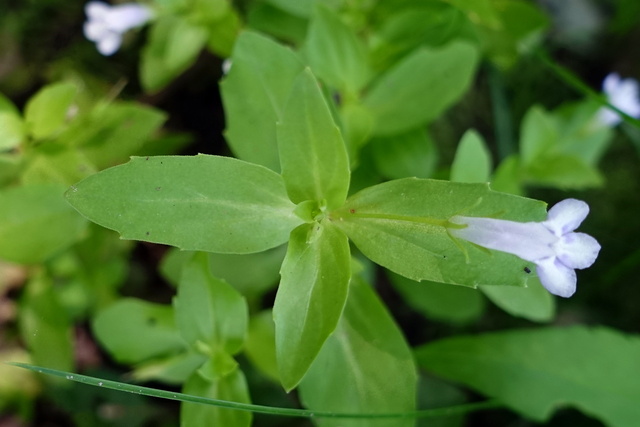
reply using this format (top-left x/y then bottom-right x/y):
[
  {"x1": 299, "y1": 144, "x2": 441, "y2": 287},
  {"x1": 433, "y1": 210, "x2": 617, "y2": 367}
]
[
  {"x1": 449, "y1": 199, "x2": 600, "y2": 298},
  {"x1": 596, "y1": 73, "x2": 640, "y2": 126},
  {"x1": 83, "y1": 2, "x2": 153, "y2": 56}
]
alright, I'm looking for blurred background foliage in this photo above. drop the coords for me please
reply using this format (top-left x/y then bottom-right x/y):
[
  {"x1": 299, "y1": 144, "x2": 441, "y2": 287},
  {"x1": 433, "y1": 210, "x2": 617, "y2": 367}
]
[{"x1": 1, "y1": 0, "x2": 639, "y2": 426}]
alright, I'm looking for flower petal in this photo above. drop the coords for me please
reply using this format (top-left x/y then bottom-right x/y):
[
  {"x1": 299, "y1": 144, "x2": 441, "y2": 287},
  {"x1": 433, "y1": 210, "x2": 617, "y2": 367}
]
[
  {"x1": 85, "y1": 1, "x2": 110, "y2": 20},
  {"x1": 96, "y1": 32, "x2": 122, "y2": 56},
  {"x1": 536, "y1": 257, "x2": 577, "y2": 298},
  {"x1": 450, "y1": 216, "x2": 556, "y2": 262},
  {"x1": 105, "y1": 4, "x2": 153, "y2": 33},
  {"x1": 554, "y1": 232, "x2": 601, "y2": 269},
  {"x1": 543, "y1": 198, "x2": 589, "y2": 236}
]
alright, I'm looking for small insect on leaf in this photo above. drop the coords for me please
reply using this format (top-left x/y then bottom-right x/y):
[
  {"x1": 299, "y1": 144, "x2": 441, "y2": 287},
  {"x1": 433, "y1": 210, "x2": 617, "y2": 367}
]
[{"x1": 524, "y1": 267, "x2": 532, "y2": 274}]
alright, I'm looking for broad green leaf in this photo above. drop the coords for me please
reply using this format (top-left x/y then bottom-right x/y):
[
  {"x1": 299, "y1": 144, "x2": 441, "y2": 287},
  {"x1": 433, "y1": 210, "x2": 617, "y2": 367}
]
[
  {"x1": 24, "y1": 82, "x2": 76, "y2": 140},
  {"x1": 220, "y1": 31, "x2": 304, "y2": 171},
  {"x1": 370, "y1": 4, "x2": 466, "y2": 69},
  {"x1": 264, "y1": 0, "x2": 315, "y2": 17},
  {"x1": 277, "y1": 69, "x2": 350, "y2": 208},
  {"x1": 246, "y1": 3, "x2": 308, "y2": 44},
  {"x1": 0, "y1": 93, "x2": 25, "y2": 150},
  {"x1": 363, "y1": 42, "x2": 479, "y2": 136},
  {"x1": 340, "y1": 102, "x2": 374, "y2": 158},
  {"x1": 140, "y1": 16, "x2": 207, "y2": 92},
  {"x1": 244, "y1": 310, "x2": 279, "y2": 383},
  {"x1": 60, "y1": 102, "x2": 166, "y2": 169},
  {"x1": 0, "y1": 184, "x2": 87, "y2": 264},
  {"x1": 490, "y1": 155, "x2": 524, "y2": 195},
  {"x1": 65, "y1": 155, "x2": 303, "y2": 254},
  {"x1": 203, "y1": 4, "x2": 241, "y2": 57},
  {"x1": 445, "y1": 0, "x2": 501, "y2": 29},
  {"x1": 305, "y1": 4, "x2": 370, "y2": 94},
  {"x1": 22, "y1": 144, "x2": 96, "y2": 186},
  {"x1": 92, "y1": 298, "x2": 185, "y2": 364},
  {"x1": 520, "y1": 105, "x2": 557, "y2": 164},
  {"x1": 389, "y1": 272, "x2": 485, "y2": 324},
  {"x1": 555, "y1": 101, "x2": 613, "y2": 165},
  {"x1": 182, "y1": 368, "x2": 252, "y2": 427},
  {"x1": 479, "y1": 278, "x2": 554, "y2": 322},
  {"x1": 450, "y1": 130, "x2": 492, "y2": 183},
  {"x1": 175, "y1": 252, "x2": 248, "y2": 356},
  {"x1": 415, "y1": 326, "x2": 640, "y2": 427},
  {"x1": 273, "y1": 222, "x2": 351, "y2": 391},
  {"x1": 331, "y1": 178, "x2": 546, "y2": 287},
  {"x1": 371, "y1": 128, "x2": 438, "y2": 180},
  {"x1": 19, "y1": 274, "x2": 73, "y2": 372},
  {"x1": 0, "y1": 153, "x2": 23, "y2": 187},
  {"x1": 525, "y1": 153, "x2": 604, "y2": 189},
  {"x1": 299, "y1": 276, "x2": 417, "y2": 426}
]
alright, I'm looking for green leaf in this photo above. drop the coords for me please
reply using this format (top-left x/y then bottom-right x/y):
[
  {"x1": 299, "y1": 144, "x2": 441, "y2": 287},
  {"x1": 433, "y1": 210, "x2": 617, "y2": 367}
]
[
  {"x1": 244, "y1": 310, "x2": 279, "y2": 383},
  {"x1": 389, "y1": 272, "x2": 485, "y2": 324},
  {"x1": 92, "y1": 298, "x2": 185, "y2": 364},
  {"x1": 175, "y1": 252, "x2": 248, "y2": 356},
  {"x1": 204, "y1": 6, "x2": 241, "y2": 57},
  {"x1": 525, "y1": 153, "x2": 604, "y2": 189},
  {"x1": 65, "y1": 155, "x2": 302, "y2": 254},
  {"x1": 490, "y1": 155, "x2": 524, "y2": 195},
  {"x1": 181, "y1": 368, "x2": 252, "y2": 427},
  {"x1": 140, "y1": 16, "x2": 207, "y2": 92},
  {"x1": 304, "y1": 4, "x2": 370, "y2": 94},
  {"x1": 24, "y1": 82, "x2": 76, "y2": 140},
  {"x1": 277, "y1": 69, "x2": 350, "y2": 208},
  {"x1": 363, "y1": 42, "x2": 479, "y2": 136},
  {"x1": 132, "y1": 351, "x2": 207, "y2": 384},
  {"x1": 450, "y1": 130, "x2": 492, "y2": 183},
  {"x1": 264, "y1": 0, "x2": 316, "y2": 17},
  {"x1": 273, "y1": 222, "x2": 351, "y2": 391},
  {"x1": 220, "y1": 31, "x2": 305, "y2": 171},
  {"x1": 371, "y1": 128, "x2": 438, "y2": 180},
  {"x1": 415, "y1": 326, "x2": 640, "y2": 427},
  {"x1": 0, "y1": 93, "x2": 26, "y2": 150},
  {"x1": 19, "y1": 274, "x2": 73, "y2": 372},
  {"x1": 246, "y1": 3, "x2": 308, "y2": 44},
  {"x1": 331, "y1": 178, "x2": 546, "y2": 287},
  {"x1": 60, "y1": 101, "x2": 166, "y2": 169},
  {"x1": 299, "y1": 276, "x2": 417, "y2": 426},
  {"x1": 22, "y1": 144, "x2": 97, "y2": 186},
  {"x1": 370, "y1": 4, "x2": 466, "y2": 70},
  {"x1": 519, "y1": 105, "x2": 557, "y2": 164},
  {"x1": 479, "y1": 278, "x2": 554, "y2": 322},
  {"x1": 0, "y1": 184, "x2": 87, "y2": 264}
]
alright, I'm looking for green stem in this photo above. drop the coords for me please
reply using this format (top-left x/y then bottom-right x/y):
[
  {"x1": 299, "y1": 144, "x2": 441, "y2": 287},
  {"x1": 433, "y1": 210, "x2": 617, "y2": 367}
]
[{"x1": 10, "y1": 363, "x2": 502, "y2": 419}]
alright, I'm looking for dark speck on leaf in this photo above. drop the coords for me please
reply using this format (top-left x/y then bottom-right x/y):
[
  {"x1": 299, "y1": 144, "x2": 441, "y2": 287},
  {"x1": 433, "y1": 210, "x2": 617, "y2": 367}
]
[
  {"x1": 349, "y1": 209, "x2": 355, "y2": 214},
  {"x1": 145, "y1": 156, "x2": 149, "y2": 160},
  {"x1": 147, "y1": 317, "x2": 156, "y2": 326},
  {"x1": 524, "y1": 266, "x2": 531, "y2": 274},
  {"x1": 155, "y1": 187, "x2": 161, "y2": 191},
  {"x1": 145, "y1": 232, "x2": 150, "y2": 236}
]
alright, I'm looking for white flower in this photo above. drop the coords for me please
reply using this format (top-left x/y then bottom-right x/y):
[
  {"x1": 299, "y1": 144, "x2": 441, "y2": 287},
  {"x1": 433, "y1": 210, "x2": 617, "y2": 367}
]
[
  {"x1": 596, "y1": 73, "x2": 640, "y2": 126},
  {"x1": 83, "y1": 2, "x2": 153, "y2": 56},
  {"x1": 449, "y1": 199, "x2": 600, "y2": 298}
]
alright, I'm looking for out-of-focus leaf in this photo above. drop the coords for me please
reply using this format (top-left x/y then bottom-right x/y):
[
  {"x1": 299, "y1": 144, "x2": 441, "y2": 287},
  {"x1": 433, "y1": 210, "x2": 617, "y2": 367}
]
[
  {"x1": 24, "y1": 82, "x2": 76, "y2": 140},
  {"x1": 133, "y1": 351, "x2": 207, "y2": 385},
  {"x1": 220, "y1": 31, "x2": 304, "y2": 171},
  {"x1": 93, "y1": 298, "x2": 185, "y2": 364},
  {"x1": 363, "y1": 42, "x2": 479, "y2": 136},
  {"x1": 525, "y1": 153, "x2": 604, "y2": 189},
  {"x1": 480, "y1": 278, "x2": 554, "y2": 322},
  {"x1": 299, "y1": 276, "x2": 417, "y2": 426},
  {"x1": 244, "y1": 310, "x2": 279, "y2": 383},
  {"x1": 140, "y1": 16, "x2": 208, "y2": 92},
  {"x1": 174, "y1": 252, "x2": 248, "y2": 356},
  {"x1": 273, "y1": 222, "x2": 351, "y2": 391},
  {"x1": 277, "y1": 69, "x2": 350, "y2": 209},
  {"x1": 304, "y1": 4, "x2": 370, "y2": 93},
  {"x1": 371, "y1": 128, "x2": 438, "y2": 180},
  {"x1": 246, "y1": 3, "x2": 308, "y2": 44},
  {"x1": 389, "y1": 272, "x2": 485, "y2": 324},
  {"x1": 450, "y1": 130, "x2": 492, "y2": 183},
  {"x1": 19, "y1": 274, "x2": 73, "y2": 372},
  {"x1": 520, "y1": 106, "x2": 557, "y2": 164},
  {"x1": 0, "y1": 184, "x2": 87, "y2": 264},
  {"x1": 182, "y1": 368, "x2": 252, "y2": 427},
  {"x1": 332, "y1": 179, "x2": 545, "y2": 287},
  {"x1": 22, "y1": 144, "x2": 96, "y2": 186},
  {"x1": 0, "y1": 93, "x2": 25, "y2": 150},
  {"x1": 65, "y1": 155, "x2": 302, "y2": 254},
  {"x1": 416, "y1": 326, "x2": 640, "y2": 427}
]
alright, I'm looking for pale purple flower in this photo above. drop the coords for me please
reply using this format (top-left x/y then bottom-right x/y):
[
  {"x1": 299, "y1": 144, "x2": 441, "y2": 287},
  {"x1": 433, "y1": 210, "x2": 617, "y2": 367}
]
[
  {"x1": 449, "y1": 199, "x2": 600, "y2": 298},
  {"x1": 596, "y1": 73, "x2": 640, "y2": 126},
  {"x1": 83, "y1": 2, "x2": 153, "y2": 56},
  {"x1": 222, "y1": 59, "x2": 232, "y2": 75}
]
